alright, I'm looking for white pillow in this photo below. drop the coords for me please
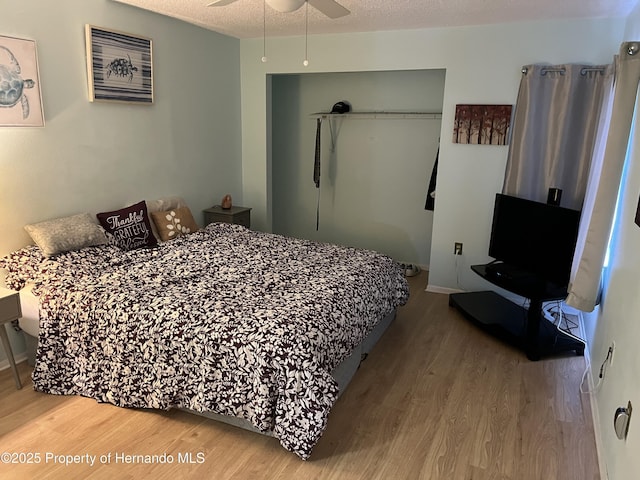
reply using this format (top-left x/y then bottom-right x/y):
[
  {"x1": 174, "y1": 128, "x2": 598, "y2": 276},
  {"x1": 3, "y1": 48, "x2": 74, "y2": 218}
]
[{"x1": 145, "y1": 196, "x2": 188, "y2": 214}]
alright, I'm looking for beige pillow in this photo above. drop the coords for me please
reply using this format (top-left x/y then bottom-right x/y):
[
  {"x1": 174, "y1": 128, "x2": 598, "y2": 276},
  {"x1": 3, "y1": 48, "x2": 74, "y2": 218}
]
[
  {"x1": 145, "y1": 196, "x2": 188, "y2": 241},
  {"x1": 151, "y1": 206, "x2": 199, "y2": 242},
  {"x1": 24, "y1": 213, "x2": 108, "y2": 257}
]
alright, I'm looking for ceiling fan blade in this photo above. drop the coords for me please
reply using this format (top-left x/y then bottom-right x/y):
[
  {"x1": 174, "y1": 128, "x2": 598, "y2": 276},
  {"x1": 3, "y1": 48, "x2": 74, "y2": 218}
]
[
  {"x1": 207, "y1": 0, "x2": 239, "y2": 6},
  {"x1": 308, "y1": 0, "x2": 350, "y2": 18}
]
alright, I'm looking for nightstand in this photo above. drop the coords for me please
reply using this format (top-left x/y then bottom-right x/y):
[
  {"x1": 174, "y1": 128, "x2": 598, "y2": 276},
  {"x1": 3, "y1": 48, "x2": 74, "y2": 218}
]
[
  {"x1": 0, "y1": 287, "x2": 22, "y2": 389},
  {"x1": 203, "y1": 205, "x2": 251, "y2": 228}
]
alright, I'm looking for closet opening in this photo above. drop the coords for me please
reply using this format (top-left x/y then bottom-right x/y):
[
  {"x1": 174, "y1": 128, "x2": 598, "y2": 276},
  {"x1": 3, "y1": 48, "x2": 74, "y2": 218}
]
[{"x1": 269, "y1": 69, "x2": 446, "y2": 271}]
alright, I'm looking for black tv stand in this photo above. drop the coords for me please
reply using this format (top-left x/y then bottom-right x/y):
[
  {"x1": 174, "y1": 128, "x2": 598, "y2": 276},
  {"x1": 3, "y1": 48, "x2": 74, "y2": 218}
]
[{"x1": 449, "y1": 263, "x2": 585, "y2": 361}]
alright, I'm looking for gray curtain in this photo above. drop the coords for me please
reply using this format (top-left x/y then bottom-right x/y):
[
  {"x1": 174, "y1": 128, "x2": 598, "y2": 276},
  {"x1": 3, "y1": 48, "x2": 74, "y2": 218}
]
[
  {"x1": 503, "y1": 63, "x2": 614, "y2": 210},
  {"x1": 567, "y1": 43, "x2": 639, "y2": 312}
]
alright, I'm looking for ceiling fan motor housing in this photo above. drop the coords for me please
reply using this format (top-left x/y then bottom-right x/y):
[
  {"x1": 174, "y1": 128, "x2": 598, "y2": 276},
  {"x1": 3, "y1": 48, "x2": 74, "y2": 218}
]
[
  {"x1": 266, "y1": 0, "x2": 306, "y2": 12},
  {"x1": 208, "y1": 0, "x2": 350, "y2": 19}
]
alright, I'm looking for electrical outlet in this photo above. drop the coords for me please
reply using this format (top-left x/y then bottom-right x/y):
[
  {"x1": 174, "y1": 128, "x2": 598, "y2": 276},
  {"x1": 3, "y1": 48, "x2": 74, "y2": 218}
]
[{"x1": 454, "y1": 242, "x2": 463, "y2": 255}]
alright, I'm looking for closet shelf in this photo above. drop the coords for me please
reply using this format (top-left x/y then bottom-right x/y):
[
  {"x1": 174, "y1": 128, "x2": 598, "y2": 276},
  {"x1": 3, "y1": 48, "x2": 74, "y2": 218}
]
[{"x1": 310, "y1": 111, "x2": 442, "y2": 120}]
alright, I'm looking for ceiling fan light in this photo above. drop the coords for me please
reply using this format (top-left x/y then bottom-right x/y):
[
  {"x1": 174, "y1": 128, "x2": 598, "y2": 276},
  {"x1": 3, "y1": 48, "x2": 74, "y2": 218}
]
[{"x1": 265, "y1": 0, "x2": 306, "y2": 13}]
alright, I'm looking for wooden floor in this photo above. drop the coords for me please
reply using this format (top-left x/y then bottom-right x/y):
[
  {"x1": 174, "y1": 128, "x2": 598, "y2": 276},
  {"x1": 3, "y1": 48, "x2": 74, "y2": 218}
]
[{"x1": 0, "y1": 271, "x2": 599, "y2": 480}]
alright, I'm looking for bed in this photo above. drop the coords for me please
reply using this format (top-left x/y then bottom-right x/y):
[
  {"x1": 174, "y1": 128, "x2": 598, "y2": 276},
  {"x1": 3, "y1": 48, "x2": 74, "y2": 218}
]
[{"x1": 0, "y1": 199, "x2": 409, "y2": 460}]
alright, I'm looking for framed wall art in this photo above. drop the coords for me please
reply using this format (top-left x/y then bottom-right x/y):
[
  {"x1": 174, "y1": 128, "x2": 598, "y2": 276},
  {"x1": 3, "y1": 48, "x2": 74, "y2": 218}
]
[
  {"x1": 85, "y1": 25, "x2": 153, "y2": 104},
  {"x1": 0, "y1": 35, "x2": 44, "y2": 127},
  {"x1": 452, "y1": 104, "x2": 512, "y2": 145}
]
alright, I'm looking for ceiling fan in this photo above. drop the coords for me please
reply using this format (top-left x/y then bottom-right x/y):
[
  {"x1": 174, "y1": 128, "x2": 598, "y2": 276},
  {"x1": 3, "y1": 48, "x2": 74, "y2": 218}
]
[{"x1": 207, "y1": 0, "x2": 350, "y2": 19}]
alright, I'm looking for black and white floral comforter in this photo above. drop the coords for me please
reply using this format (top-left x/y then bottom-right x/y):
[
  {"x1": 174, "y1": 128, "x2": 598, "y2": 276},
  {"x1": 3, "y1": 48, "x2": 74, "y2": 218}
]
[{"x1": 3, "y1": 223, "x2": 409, "y2": 459}]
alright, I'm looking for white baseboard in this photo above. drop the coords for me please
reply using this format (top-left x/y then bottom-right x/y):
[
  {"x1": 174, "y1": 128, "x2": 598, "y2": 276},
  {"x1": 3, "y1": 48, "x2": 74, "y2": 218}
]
[
  {"x1": 584, "y1": 360, "x2": 608, "y2": 480},
  {"x1": 399, "y1": 262, "x2": 429, "y2": 272},
  {"x1": 0, "y1": 352, "x2": 28, "y2": 371},
  {"x1": 425, "y1": 284, "x2": 464, "y2": 294}
]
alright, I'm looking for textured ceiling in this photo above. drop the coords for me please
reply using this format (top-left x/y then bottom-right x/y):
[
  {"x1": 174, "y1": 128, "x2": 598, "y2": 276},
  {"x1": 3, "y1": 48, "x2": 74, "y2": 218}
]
[{"x1": 111, "y1": 0, "x2": 639, "y2": 39}]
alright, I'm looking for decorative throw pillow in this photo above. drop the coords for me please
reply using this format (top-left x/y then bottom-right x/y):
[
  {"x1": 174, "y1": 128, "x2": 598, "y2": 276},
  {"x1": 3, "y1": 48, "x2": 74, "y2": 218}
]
[
  {"x1": 145, "y1": 196, "x2": 188, "y2": 241},
  {"x1": 96, "y1": 200, "x2": 158, "y2": 250},
  {"x1": 24, "y1": 213, "x2": 108, "y2": 258},
  {"x1": 151, "y1": 206, "x2": 199, "y2": 242}
]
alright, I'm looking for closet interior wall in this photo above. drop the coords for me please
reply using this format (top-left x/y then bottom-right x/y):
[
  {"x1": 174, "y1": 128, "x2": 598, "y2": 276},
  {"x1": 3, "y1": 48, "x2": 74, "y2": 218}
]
[{"x1": 271, "y1": 69, "x2": 445, "y2": 268}]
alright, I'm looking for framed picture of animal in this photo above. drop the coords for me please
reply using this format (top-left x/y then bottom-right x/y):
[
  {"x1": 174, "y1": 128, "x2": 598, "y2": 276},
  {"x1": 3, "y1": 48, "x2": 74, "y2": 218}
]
[
  {"x1": 0, "y1": 34, "x2": 44, "y2": 127},
  {"x1": 85, "y1": 25, "x2": 153, "y2": 104}
]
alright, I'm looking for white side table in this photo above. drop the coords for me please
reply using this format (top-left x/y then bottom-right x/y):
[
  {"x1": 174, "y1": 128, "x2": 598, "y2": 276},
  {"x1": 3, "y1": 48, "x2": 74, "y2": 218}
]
[{"x1": 0, "y1": 287, "x2": 22, "y2": 389}]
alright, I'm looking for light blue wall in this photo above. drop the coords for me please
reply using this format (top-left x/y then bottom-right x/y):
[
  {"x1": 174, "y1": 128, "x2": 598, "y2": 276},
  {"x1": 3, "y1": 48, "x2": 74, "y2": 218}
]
[
  {"x1": 271, "y1": 70, "x2": 444, "y2": 266},
  {"x1": 240, "y1": 20, "x2": 626, "y2": 477},
  {"x1": 240, "y1": 18, "x2": 625, "y2": 293},
  {"x1": 0, "y1": 0, "x2": 241, "y2": 363},
  {"x1": 0, "y1": 0, "x2": 242, "y2": 255},
  {"x1": 586, "y1": 5, "x2": 640, "y2": 479},
  {"x1": 0, "y1": 5, "x2": 636, "y2": 476}
]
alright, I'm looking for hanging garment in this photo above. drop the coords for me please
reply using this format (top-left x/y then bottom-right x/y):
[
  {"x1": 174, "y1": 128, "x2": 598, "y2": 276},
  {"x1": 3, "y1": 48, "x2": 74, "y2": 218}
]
[
  {"x1": 314, "y1": 117, "x2": 321, "y2": 188},
  {"x1": 313, "y1": 117, "x2": 322, "y2": 230},
  {"x1": 425, "y1": 147, "x2": 439, "y2": 211}
]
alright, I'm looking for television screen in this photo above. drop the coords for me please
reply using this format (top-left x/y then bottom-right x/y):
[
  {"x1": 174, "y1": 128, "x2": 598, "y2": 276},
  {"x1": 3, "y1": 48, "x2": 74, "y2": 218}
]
[{"x1": 488, "y1": 193, "x2": 581, "y2": 287}]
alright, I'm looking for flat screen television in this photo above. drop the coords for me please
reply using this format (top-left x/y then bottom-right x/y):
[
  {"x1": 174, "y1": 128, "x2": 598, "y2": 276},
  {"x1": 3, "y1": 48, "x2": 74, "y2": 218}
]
[{"x1": 488, "y1": 193, "x2": 581, "y2": 287}]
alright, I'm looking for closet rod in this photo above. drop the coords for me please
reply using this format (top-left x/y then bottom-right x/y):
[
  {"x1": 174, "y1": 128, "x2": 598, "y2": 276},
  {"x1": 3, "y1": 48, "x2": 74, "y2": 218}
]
[{"x1": 310, "y1": 111, "x2": 442, "y2": 120}]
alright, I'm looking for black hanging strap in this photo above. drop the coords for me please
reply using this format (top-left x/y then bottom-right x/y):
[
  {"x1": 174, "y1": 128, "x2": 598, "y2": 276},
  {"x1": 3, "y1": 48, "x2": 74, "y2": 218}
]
[
  {"x1": 314, "y1": 117, "x2": 321, "y2": 188},
  {"x1": 425, "y1": 147, "x2": 439, "y2": 211},
  {"x1": 314, "y1": 117, "x2": 322, "y2": 230}
]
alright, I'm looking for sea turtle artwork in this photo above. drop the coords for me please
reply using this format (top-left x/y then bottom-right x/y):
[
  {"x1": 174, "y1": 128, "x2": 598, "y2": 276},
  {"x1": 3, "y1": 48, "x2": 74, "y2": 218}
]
[
  {"x1": 105, "y1": 54, "x2": 138, "y2": 82},
  {"x1": 0, "y1": 45, "x2": 35, "y2": 119}
]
